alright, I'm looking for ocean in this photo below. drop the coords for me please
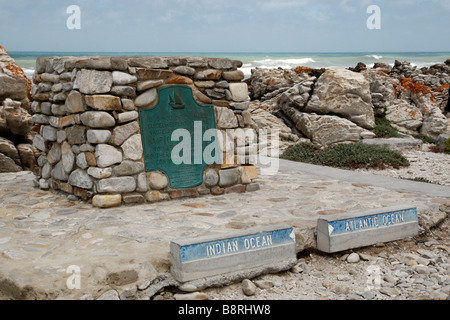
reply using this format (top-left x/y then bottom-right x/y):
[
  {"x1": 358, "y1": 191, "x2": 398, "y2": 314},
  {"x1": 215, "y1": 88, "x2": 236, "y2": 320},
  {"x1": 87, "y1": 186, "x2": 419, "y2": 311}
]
[{"x1": 9, "y1": 51, "x2": 450, "y2": 80}]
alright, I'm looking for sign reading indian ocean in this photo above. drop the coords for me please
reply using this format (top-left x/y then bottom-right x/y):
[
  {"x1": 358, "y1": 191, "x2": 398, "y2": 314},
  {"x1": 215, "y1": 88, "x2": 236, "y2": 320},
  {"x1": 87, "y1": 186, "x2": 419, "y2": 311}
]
[
  {"x1": 179, "y1": 227, "x2": 295, "y2": 263},
  {"x1": 317, "y1": 205, "x2": 419, "y2": 253},
  {"x1": 170, "y1": 225, "x2": 297, "y2": 282},
  {"x1": 138, "y1": 85, "x2": 219, "y2": 189}
]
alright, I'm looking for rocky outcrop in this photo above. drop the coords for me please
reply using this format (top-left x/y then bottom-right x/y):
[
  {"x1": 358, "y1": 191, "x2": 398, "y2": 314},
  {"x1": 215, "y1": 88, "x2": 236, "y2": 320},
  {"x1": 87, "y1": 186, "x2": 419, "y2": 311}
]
[
  {"x1": 280, "y1": 104, "x2": 375, "y2": 148},
  {"x1": 305, "y1": 69, "x2": 375, "y2": 130},
  {"x1": 275, "y1": 69, "x2": 376, "y2": 147},
  {"x1": 247, "y1": 59, "x2": 450, "y2": 148},
  {"x1": 248, "y1": 101, "x2": 303, "y2": 152},
  {"x1": 248, "y1": 68, "x2": 302, "y2": 101},
  {"x1": 0, "y1": 45, "x2": 36, "y2": 172}
]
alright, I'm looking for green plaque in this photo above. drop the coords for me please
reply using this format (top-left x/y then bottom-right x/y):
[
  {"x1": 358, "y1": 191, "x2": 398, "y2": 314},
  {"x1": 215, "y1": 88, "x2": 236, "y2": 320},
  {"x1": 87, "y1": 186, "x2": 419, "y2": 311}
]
[{"x1": 138, "y1": 85, "x2": 219, "y2": 189}]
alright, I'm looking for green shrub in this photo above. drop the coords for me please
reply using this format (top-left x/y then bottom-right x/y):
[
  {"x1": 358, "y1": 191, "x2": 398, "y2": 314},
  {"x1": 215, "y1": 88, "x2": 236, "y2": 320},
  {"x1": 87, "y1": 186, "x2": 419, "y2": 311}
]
[
  {"x1": 373, "y1": 117, "x2": 402, "y2": 138},
  {"x1": 444, "y1": 138, "x2": 450, "y2": 154},
  {"x1": 414, "y1": 134, "x2": 437, "y2": 145},
  {"x1": 280, "y1": 142, "x2": 317, "y2": 163},
  {"x1": 409, "y1": 177, "x2": 433, "y2": 184},
  {"x1": 281, "y1": 142, "x2": 410, "y2": 170}
]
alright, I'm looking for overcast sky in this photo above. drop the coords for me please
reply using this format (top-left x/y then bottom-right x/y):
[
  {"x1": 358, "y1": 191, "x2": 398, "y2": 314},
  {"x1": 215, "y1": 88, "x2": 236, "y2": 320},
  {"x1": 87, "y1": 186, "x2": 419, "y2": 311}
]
[{"x1": 1, "y1": 0, "x2": 449, "y2": 52}]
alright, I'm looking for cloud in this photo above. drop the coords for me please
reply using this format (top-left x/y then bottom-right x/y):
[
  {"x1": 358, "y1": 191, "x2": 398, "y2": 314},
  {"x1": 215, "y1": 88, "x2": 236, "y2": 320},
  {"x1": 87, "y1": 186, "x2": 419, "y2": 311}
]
[{"x1": 340, "y1": 0, "x2": 356, "y2": 13}]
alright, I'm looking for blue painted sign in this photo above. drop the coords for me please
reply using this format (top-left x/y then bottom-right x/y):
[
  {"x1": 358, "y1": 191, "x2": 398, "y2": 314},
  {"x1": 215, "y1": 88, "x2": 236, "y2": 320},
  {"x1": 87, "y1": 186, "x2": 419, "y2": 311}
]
[
  {"x1": 179, "y1": 228, "x2": 296, "y2": 263},
  {"x1": 328, "y1": 207, "x2": 418, "y2": 236}
]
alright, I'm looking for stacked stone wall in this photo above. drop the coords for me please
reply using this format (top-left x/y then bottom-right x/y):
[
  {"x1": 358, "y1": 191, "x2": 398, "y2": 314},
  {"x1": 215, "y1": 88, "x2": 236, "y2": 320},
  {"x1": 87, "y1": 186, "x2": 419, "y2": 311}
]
[{"x1": 31, "y1": 56, "x2": 259, "y2": 207}]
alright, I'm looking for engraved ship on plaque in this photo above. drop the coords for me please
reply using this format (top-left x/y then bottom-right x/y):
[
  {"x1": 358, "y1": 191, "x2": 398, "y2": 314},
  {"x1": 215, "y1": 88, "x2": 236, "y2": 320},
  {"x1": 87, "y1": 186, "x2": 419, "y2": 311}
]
[{"x1": 169, "y1": 92, "x2": 185, "y2": 110}]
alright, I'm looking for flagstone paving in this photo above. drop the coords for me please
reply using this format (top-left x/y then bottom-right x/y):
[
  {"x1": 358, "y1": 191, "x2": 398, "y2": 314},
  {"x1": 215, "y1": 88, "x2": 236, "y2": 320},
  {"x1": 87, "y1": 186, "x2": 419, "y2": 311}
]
[{"x1": 0, "y1": 160, "x2": 449, "y2": 300}]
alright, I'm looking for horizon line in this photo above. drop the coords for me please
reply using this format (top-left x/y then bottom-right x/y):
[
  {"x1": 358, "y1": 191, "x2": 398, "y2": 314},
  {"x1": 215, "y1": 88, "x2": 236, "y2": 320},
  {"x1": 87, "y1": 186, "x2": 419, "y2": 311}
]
[{"x1": 8, "y1": 50, "x2": 450, "y2": 55}]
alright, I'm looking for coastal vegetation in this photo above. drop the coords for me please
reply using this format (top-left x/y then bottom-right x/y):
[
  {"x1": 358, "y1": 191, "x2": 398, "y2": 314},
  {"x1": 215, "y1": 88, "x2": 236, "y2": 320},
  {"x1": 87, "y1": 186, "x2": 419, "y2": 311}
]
[{"x1": 281, "y1": 142, "x2": 410, "y2": 170}]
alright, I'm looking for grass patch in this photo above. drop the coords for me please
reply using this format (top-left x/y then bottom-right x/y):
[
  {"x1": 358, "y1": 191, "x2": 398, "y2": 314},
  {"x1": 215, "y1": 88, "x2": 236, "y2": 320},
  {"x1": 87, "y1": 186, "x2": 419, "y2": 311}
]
[
  {"x1": 281, "y1": 142, "x2": 410, "y2": 170},
  {"x1": 373, "y1": 117, "x2": 402, "y2": 138},
  {"x1": 414, "y1": 134, "x2": 437, "y2": 145},
  {"x1": 408, "y1": 177, "x2": 433, "y2": 184},
  {"x1": 444, "y1": 138, "x2": 450, "y2": 154}
]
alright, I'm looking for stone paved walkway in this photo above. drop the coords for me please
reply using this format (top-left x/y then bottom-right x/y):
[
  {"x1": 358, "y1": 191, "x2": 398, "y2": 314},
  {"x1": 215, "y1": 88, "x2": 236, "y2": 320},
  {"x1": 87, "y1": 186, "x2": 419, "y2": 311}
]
[{"x1": 0, "y1": 160, "x2": 449, "y2": 299}]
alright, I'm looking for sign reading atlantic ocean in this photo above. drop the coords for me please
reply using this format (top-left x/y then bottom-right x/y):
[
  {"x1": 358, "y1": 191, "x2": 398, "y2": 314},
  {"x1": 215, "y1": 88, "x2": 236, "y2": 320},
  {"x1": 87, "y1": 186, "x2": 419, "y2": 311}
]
[{"x1": 138, "y1": 85, "x2": 219, "y2": 189}]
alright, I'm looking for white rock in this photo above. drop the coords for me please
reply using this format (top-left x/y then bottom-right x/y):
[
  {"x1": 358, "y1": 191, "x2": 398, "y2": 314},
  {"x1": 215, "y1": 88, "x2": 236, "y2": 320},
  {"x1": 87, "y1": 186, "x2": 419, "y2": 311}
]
[
  {"x1": 110, "y1": 121, "x2": 140, "y2": 146},
  {"x1": 78, "y1": 69, "x2": 113, "y2": 95},
  {"x1": 95, "y1": 144, "x2": 123, "y2": 168},
  {"x1": 134, "y1": 88, "x2": 157, "y2": 108},
  {"x1": 118, "y1": 111, "x2": 139, "y2": 124},
  {"x1": 112, "y1": 71, "x2": 137, "y2": 85},
  {"x1": 68, "y1": 169, "x2": 93, "y2": 189},
  {"x1": 41, "y1": 125, "x2": 58, "y2": 142},
  {"x1": 228, "y1": 83, "x2": 249, "y2": 102},
  {"x1": 121, "y1": 134, "x2": 143, "y2": 161},
  {"x1": 87, "y1": 167, "x2": 112, "y2": 179},
  {"x1": 306, "y1": 69, "x2": 375, "y2": 130},
  {"x1": 96, "y1": 177, "x2": 136, "y2": 193},
  {"x1": 215, "y1": 107, "x2": 238, "y2": 129},
  {"x1": 80, "y1": 111, "x2": 116, "y2": 128},
  {"x1": 242, "y1": 279, "x2": 257, "y2": 296},
  {"x1": 86, "y1": 130, "x2": 112, "y2": 144},
  {"x1": 66, "y1": 90, "x2": 85, "y2": 113},
  {"x1": 347, "y1": 253, "x2": 360, "y2": 263},
  {"x1": 96, "y1": 289, "x2": 120, "y2": 300},
  {"x1": 61, "y1": 142, "x2": 75, "y2": 174},
  {"x1": 146, "y1": 171, "x2": 168, "y2": 190},
  {"x1": 76, "y1": 153, "x2": 88, "y2": 170}
]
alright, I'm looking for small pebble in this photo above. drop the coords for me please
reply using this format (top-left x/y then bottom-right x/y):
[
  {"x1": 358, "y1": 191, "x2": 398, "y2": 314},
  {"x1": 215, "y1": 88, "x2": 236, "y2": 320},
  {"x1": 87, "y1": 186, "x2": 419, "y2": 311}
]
[{"x1": 347, "y1": 253, "x2": 360, "y2": 263}]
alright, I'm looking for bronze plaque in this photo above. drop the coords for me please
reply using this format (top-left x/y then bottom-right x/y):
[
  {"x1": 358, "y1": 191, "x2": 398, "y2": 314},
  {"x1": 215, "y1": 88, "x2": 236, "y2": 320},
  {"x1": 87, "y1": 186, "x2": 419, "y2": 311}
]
[{"x1": 138, "y1": 85, "x2": 219, "y2": 189}]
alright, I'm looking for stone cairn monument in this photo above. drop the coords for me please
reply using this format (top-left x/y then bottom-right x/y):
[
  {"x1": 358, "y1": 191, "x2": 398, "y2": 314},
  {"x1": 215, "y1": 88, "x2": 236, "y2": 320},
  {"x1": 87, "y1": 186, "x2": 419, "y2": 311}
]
[{"x1": 30, "y1": 56, "x2": 259, "y2": 208}]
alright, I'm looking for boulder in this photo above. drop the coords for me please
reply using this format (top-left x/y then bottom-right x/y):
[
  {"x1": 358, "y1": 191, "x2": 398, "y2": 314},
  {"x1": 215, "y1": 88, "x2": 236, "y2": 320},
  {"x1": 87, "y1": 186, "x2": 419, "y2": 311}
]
[
  {"x1": 0, "y1": 153, "x2": 21, "y2": 172},
  {"x1": 305, "y1": 69, "x2": 375, "y2": 130},
  {"x1": 362, "y1": 69, "x2": 399, "y2": 115},
  {"x1": 421, "y1": 108, "x2": 449, "y2": 138},
  {"x1": 0, "y1": 137, "x2": 21, "y2": 166},
  {"x1": 1, "y1": 98, "x2": 32, "y2": 136},
  {"x1": 277, "y1": 80, "x2": 315, "y2": 111},
  {"x1": 249, "y1": 102, "x2": 300, "y2": 146},
  {"x1": 281, "y1": 105, "x2": 375, "y2": 148},
  {"x1": 385, "y1": 99, "x2": 423, "y2": 135},
  {"x1": 17, "y1": 143, "x2": 36, "y2": 171},
  {"x1": 249, "y1": 68, "x2": 301, "y2": 100},
  {"x1": 0, "y1": 47, "x2": 31, "y2": 102},
  {"x1": 394, "y1": 78, "x2": 448, "y2": 138}
]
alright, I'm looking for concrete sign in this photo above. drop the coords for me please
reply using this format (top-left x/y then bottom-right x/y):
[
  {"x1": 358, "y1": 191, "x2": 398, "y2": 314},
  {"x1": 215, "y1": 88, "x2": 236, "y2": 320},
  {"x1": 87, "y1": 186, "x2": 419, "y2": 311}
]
[
  {"x1": 317, "y1": 205, "x2": 419, "y2": 253},
  {"x1": 171, "y1": 224, "x2": 297, "y2": 283}
]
